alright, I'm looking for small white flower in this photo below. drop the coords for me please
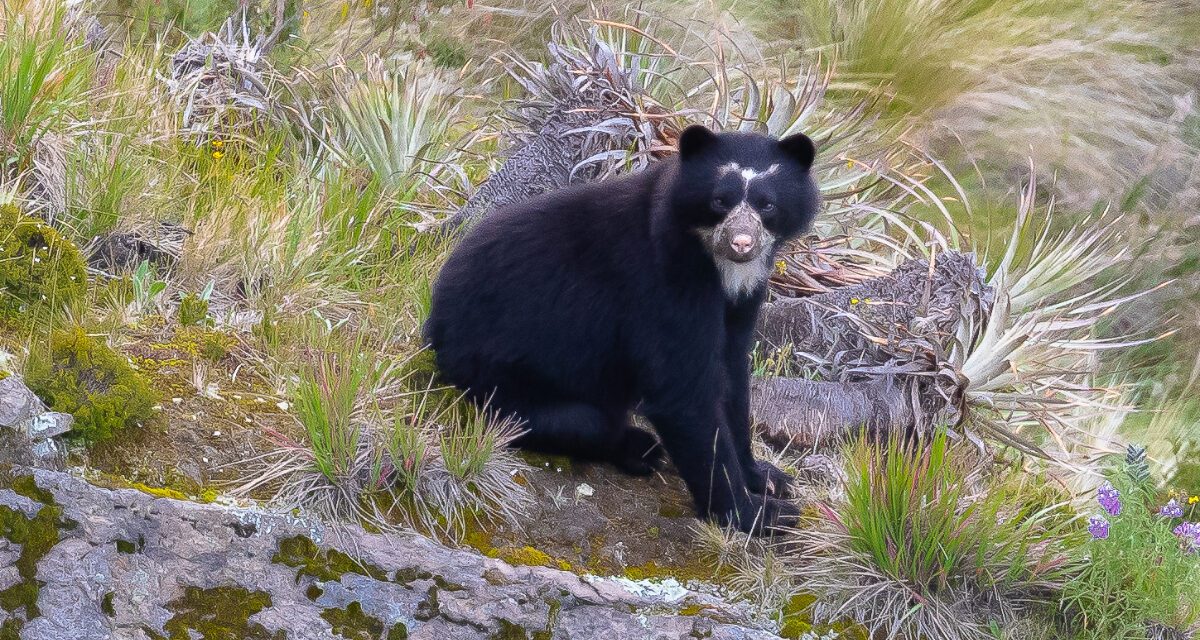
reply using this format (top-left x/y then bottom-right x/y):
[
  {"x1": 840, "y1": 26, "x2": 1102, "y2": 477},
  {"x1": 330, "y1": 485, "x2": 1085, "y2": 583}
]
[
  {"x1": 172, "y1": 397, "x2": 182, "y2": 405},
  {"x1": 276, "y1": 401, "x2": 290, "y2": 411},
  {"x1": 212, "y1": 430, "x2": 221, "y2": 437},
  {"x1": 576, "y1": 483, "x2": 595, "y2": 498}
]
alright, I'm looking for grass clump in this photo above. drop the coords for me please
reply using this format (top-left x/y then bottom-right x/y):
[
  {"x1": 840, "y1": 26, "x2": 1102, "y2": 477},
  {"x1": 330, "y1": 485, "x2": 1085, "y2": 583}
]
[
  {"x1": 26, "y1": 328, "x2": 157, "y2": 444},
  {"x1": 1061, "y1": 445, "x2": 1200, "y2": 638},
  {"x1": 0, "y1": 205, "x2": 87, "y2": 319},
  {"x1": 785, "y1": 430, "x2": 1078, "y2": 639}
]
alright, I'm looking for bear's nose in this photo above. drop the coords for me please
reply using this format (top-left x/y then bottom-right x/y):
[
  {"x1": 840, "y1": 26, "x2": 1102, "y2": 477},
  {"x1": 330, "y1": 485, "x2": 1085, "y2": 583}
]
[{"x1": 731, "y1": 234, "x2": 755, "y2": 255}]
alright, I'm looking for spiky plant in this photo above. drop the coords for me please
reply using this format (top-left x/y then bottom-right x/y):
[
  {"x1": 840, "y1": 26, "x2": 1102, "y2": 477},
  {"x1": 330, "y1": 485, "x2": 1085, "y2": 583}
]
[
  {"x1": 785, "y1": 430, "x2": 1079, "y2": 640},
  {"x1": 165, "y1": 13, "x2": 281, "y2": 142},
  {"x1": 328, "y1": 57, "x2": 461, "y2": 199}
]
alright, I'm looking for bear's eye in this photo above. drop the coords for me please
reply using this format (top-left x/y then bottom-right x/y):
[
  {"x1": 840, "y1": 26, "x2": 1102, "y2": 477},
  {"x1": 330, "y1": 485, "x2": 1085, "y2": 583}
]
[
  {"x1": 712, "y1": 196, "x2": 732, "y2": 209},
  {"x1": 759, "y1": 202, "x2": 776, "y2": 213}
]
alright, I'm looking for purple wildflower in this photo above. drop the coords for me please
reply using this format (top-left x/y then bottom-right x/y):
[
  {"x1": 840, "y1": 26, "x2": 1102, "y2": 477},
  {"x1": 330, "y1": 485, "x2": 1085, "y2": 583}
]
[
  {"x1": 1097, "y1": 481, "x2": 1122, "y2": 516},
  {"x1": 1174, "y1": 522, "x2": 1200, "y2": 553},
  {"x1": 1159, "y1": 499, "x2": 1184, "y2": 518},
  {"x1": 1088, "y1": 516, "x2": 1110, "y2": 540}
]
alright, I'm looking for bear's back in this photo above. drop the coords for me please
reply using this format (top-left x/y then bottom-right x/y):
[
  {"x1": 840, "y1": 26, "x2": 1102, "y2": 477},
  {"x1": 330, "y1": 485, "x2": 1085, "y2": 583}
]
[{"x1": 426, "y1": 165, "x2": 669, "y2": 394}]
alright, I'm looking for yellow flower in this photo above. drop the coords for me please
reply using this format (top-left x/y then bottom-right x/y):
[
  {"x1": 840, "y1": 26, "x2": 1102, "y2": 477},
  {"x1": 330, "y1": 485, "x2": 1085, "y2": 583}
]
[
  {"x1": 212, "y1": 150, "x2": 225, "y2": 159},
  {"x1": 774, "y1": 260, "x2": 787, "y2": 275},
  {"x1": 850, "y1": 297, "x2": 860, "y2": 305},
  {"x1": 211, "y1": 139, "x2": 224, "y2": 149},
  {"x1": 1190, "y1": 495, "x2": 1198, "y2": 505}
]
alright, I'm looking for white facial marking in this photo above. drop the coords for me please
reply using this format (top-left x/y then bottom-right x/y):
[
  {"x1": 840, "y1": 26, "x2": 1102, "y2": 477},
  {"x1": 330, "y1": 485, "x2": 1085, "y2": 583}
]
[
  {"x1": 708, "y1": 162, "x2": 782, "y2": 299},
  {"x1": 714, "y1": 236, "x2": 775, "y2": 300}
]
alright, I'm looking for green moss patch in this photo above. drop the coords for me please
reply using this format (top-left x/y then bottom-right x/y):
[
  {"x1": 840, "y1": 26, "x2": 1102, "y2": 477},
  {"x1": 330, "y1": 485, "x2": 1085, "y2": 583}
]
[
  {"x1": 26, "y1": 328, "x2": 157, "y2": 444},
  {"x1": 272, "y1": 535, "x2": 388, "y2": 583},
  {"x1": 320, "y1": 601, "x2": 386, "y2": 640},
  {"x1": 0, "y1": 205, "x2": 87, "y2": 320},
  {"x1": 161, "y1": 585, "x2": 284, "y2": 640},
  {"x1": 0, "y1": 475, "x2": 65, "y2": 633}
]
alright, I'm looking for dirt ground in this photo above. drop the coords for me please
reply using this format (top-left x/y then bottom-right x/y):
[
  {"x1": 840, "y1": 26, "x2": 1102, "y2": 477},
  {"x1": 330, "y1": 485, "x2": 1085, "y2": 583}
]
[{"x1": 71, "y1": 323, "x2": 719, "y2": 582}]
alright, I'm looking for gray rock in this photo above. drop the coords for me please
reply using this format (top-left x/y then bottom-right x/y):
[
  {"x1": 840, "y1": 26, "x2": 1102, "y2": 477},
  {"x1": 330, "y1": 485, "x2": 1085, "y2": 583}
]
[
  {"x1": 0, "y1": 469, "x2": 784, "y2": 640},
  {"x1": 0, "y1": 376, "x2": 47, "y2": 428},
  {"x1": 25, "y1": 412, "x2": 74, "y2": 440}
]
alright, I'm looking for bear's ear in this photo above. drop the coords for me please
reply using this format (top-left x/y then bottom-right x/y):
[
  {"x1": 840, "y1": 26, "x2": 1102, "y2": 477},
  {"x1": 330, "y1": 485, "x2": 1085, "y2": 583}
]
[
  {"x1": 678, "y1": 125, "x2": 719, "y2": 160},
  {"x1": 778, "y1": 132, "x2": 816, "y2": 170}
]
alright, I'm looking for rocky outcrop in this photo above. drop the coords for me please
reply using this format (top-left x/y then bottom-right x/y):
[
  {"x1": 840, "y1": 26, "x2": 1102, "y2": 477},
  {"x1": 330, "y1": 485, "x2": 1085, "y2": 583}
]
[{"x1": 0, "y1": 468, "x2": 783, "y2": 639}]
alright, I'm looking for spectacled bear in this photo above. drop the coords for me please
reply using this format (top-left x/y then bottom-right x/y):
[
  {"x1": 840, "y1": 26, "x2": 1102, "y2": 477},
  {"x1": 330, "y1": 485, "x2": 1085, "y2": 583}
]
[{"x1": 425, "y1": 125, "x2": 819, "y2": 533}]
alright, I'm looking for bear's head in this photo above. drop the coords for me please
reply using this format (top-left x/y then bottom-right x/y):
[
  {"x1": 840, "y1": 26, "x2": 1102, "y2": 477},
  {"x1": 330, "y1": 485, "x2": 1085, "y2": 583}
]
[{"x1": 670, "y1": 125, "x2": 819, "y2": 299}]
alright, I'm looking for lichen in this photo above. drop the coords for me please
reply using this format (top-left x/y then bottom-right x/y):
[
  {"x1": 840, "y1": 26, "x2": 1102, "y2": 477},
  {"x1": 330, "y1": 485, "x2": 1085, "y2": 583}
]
[
  {"x1": 0, "y1": 205, "x2": 87, "y2": 320},
  {"x1": 320, "y1": 601, "x2": 385, "y2": 640},
  {"x1": 25, "y1": 328, "x2": 157, "y2": 444},
  {"x1": 272, "y1": 535, "x2": 388, "y2": 583},
  {"x1": 161, "y1": 585, "x2": 284, "y2": 640}
]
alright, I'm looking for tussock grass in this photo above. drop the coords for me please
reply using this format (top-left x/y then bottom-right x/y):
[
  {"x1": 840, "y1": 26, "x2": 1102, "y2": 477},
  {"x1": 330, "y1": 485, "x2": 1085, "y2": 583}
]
[{"x1": 784, "y1": 430, "x2": 1079, "y2": 639}]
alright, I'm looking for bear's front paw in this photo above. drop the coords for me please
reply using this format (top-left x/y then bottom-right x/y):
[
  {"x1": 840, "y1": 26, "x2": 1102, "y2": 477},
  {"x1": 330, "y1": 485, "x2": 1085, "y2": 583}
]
[
  {"x1": 612, "y1": 428, "x2": 664, "y2": 476},
  {"x1": 719, "y1": 494, "x2": 800, "y2": 536},
  {"x1": 747, "y1": 496, "x2": 800, "y2": 537},
  {"x1": 746, "y1": 460, "x2": 796, "y2": 498}
]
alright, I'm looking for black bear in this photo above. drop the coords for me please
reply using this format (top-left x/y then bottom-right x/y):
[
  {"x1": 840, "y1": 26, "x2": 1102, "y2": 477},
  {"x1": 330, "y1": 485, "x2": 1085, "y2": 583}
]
[{"x1": 425, "y1": 125, "x2": 819, "y2": 533}]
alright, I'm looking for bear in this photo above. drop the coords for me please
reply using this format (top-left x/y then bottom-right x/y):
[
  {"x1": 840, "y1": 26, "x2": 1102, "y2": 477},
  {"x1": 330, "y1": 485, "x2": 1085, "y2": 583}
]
[{"x1": 425, "y1": 125, "x2": 819, "y2": 533}]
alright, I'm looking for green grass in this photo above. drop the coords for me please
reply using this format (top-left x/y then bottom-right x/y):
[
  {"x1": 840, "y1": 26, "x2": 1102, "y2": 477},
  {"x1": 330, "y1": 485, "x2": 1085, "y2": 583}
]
[{"x1": 787, "y1": 430, "x2": 1079, "y2": 639}]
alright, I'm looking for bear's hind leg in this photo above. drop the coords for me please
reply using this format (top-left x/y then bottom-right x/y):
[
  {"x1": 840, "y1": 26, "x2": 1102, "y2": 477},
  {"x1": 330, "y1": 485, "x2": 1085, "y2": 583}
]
[{"x1": 512, "y1": 401, "x2": 663, "y2": 476}]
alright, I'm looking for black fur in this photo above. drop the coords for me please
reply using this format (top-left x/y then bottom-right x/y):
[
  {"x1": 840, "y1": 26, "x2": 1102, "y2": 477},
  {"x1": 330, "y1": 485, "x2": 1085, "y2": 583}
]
[{"x1": 425, "y1": 127, "x2": 819, "y2": 533}]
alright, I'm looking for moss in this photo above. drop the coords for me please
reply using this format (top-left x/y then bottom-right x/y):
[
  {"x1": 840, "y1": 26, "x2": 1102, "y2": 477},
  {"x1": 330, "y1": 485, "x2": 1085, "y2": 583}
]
[
  {"x1": 25, "y1": 328, "x2": 157, "y2": 444},
  {"x1": 0, "y1": 475, "x2": 63, "y2": 622},
  {"x1": 305, "y1": 584, "x2": 323, "y2": 601},
  {"x1": 116, "y1": 539, "x2": 137, "y2": 554},
  {"x1": 414, "y1": 585, "x2": 440, "y2": 621},
  {"x1": 777, "y1": 594, "x2": 870, "y2": 640},
  {"x1": 178, "y1": 293, "x2": 210, "y2": 327},
  {"x1": 321, "y1": 601, "x2": 385, "y2": 640},
  {"x1": 0, "y1": 617, "x2": 21, "y2": 640},
  {"x1": 387, "y1": 622, "x2": 409, "y2": 639},
  {"x1": 272, "y1": 535, "x2": 388, "y2": 583},
  {"x1": 623, "y1": 561, "x2": 711, "y2": 583},
  {"x1": 490, "y1": 620, "x2": 529, "y2": 639},
  {"x1": 161, "y1": 585, "x2": 284, "y2": 640},
  {"x1": 101, "y1": 591, "x2": 116, "y2": 616},
  {"x1": 0, "y1": 205, "x2": 87, "y2": 320},
  {"x1": 487, "y1": 545, "x2": 573, "y2": 572},
  {"x1": 10, "y1": 475, "x2": 55, "y2": 506},
  {"x1": 128, "y1": 482, "x2": 188, "y2": 501}
]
